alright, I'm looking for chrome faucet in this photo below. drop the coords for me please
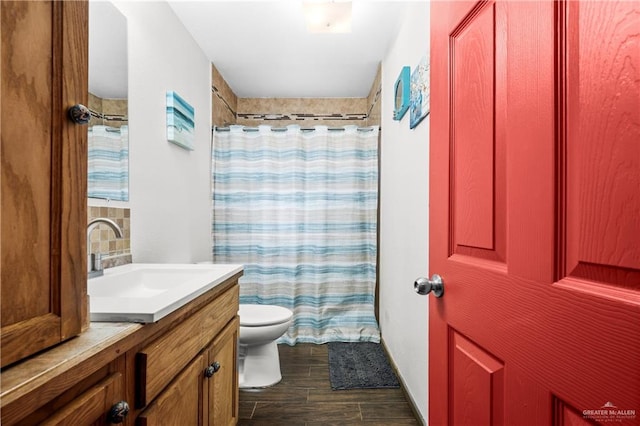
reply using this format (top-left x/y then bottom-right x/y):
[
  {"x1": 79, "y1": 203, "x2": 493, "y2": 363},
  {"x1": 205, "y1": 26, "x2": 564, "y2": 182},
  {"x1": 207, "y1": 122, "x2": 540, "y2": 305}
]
[{"x1": 87, "y1": 217, "x2": 123, "y2": 278}]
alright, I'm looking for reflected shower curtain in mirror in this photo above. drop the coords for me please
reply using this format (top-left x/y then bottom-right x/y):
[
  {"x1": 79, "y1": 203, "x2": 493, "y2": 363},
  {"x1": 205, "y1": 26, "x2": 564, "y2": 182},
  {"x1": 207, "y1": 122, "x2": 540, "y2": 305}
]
[
  {"x1": 212, "y1": 125, "x2": 380, "y2": 344},
  {"x1": 88, "y1": 125, "x2": 129, "y2": 201}
]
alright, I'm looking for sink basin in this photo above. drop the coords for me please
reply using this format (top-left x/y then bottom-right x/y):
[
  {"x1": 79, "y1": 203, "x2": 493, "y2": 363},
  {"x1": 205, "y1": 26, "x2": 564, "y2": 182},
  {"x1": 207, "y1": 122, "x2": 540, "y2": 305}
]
[{"x1": 89, "y1": 263, "x2": 243, "y2": 323}]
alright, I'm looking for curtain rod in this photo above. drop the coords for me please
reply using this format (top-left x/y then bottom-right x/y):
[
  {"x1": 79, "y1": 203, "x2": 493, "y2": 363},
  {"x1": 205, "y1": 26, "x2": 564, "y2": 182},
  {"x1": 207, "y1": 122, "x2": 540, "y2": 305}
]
[{"x1": 213, "y1": 126, "x2": 380, "y2": 133}]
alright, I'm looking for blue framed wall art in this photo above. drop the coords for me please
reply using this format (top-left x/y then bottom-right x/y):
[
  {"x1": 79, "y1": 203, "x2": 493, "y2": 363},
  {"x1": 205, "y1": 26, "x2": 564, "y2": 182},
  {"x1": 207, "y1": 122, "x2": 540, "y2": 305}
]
[
  {"x1": 409, "y1": 56, "x2": 430, "y2": 129},
  {"x1": 393, "y1": 66, "x2": 411, "y2": 121},
  {"x1": 166, "y1": 91, "x2": 195, "y2": 150}
]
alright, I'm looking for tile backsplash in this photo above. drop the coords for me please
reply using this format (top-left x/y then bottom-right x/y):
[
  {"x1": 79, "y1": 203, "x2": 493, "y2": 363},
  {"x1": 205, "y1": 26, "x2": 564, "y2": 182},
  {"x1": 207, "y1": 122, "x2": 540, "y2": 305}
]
[
  {"x1": 88, "y1": 92, "x2": 128, "y2": 128},
  {"x1": 88, "y1": 206, "x2": 131, "y2": 268}
]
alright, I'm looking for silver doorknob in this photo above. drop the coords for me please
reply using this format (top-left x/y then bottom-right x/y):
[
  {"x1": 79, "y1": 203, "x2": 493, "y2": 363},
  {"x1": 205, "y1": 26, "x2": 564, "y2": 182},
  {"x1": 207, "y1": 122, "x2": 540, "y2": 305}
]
[{"x1": 414, "y1": 274, "x2": 444, "y2": 297}]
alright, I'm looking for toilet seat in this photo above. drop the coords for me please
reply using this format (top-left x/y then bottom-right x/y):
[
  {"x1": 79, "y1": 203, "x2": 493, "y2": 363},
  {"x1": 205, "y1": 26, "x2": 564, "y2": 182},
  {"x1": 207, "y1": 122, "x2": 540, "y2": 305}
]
[{"x1": 239, "y1": 304, "x2": 293, "y2": 327}]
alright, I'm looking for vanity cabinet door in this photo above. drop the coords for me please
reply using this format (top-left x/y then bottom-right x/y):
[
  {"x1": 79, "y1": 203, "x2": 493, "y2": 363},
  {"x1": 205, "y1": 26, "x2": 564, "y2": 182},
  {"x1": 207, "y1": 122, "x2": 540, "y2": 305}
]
[
  {"x1": 0, "y1": 0, "x2": 88, "y2": 367},
  {"x1": 137, "y1": 318, "x2": 240, "y2": 426},
  {"x1": 137, "y1": 353, "x2": 206, "y2": 426},
  {"x1": 205, "y1": 317, "x2": 239, "y2": 426}
]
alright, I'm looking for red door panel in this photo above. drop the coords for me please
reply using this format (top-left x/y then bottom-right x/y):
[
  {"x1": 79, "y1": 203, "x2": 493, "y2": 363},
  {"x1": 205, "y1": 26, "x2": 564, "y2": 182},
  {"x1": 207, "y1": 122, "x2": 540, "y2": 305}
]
[
  {"x1": 553, "y1": 397, "x2": 598, "y2": 426},
  {"x1": 564, "y1": 0, "x2": 640, "y2": 289},
  {"x1": 429, "y1": 1, "x2": 640, "y2": 425},
  {"x1": 451, "y1": 331, "x2": 504, "y2": 426},
  {"x1": 450, "y1": 0, "x2": 507, "y2": 265},
  {"x1": 452, "y1": 1, "x2": 496, "y2": 251}
]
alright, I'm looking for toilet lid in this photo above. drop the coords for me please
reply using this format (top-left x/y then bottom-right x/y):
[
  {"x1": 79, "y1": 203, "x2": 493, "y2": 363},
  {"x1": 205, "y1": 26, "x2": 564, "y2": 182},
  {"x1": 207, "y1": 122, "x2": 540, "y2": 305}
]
[{"x1": 239, "y1": 304, "x2": 293, "y2": 326}]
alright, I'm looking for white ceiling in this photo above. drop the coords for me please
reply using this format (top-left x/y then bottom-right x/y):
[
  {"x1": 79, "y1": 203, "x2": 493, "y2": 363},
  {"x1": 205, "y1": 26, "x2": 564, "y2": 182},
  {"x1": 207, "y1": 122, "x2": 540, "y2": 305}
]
[{"x1": 167, "y1": 1, "x2": 411, "y2": 98}]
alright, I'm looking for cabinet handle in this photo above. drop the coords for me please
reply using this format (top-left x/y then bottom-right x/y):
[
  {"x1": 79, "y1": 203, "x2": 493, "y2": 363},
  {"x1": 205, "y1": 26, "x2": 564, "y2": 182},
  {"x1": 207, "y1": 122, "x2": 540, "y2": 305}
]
[
  {"x1": 67, "y1": 104, "x2": 91, "y2": 125},
  {"x1": 204, "y1": 361, "x2": 221, "y2": 378},
  {"x1": 108, "y1": 400, "x2": 129, "y2": 424}
]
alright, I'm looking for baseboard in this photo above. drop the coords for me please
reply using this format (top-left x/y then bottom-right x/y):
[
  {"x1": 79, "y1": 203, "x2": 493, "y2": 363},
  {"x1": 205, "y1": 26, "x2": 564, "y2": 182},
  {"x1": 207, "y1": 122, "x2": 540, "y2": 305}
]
[{"x1": 380, "y1": 338, "x2": 427, "y2": 426}]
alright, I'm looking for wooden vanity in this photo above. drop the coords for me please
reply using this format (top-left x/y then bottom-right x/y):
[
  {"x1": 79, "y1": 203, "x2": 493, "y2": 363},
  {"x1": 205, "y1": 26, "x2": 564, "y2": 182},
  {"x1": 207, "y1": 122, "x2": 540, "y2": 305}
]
[{"x1": 1, "y1": 271, "x2": 241, "y2": 426}]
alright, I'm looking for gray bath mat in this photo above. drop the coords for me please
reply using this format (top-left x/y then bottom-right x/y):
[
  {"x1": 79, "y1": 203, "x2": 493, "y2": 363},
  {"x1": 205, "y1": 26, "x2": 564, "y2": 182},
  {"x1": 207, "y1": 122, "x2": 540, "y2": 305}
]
[{"x1": 328, "y1": 342, "x2": 400, "y2": 390}]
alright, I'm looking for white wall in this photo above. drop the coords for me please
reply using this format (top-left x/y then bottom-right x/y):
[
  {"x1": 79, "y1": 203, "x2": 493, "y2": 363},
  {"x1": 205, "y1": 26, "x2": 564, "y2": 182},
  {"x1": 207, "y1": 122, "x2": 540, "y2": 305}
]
[
  {"x1": 379, "y1": 3, "x2": 430, "y2": 424},
  {"x1": 115, "y1": 1, "x2": 212, "y2": 263}
]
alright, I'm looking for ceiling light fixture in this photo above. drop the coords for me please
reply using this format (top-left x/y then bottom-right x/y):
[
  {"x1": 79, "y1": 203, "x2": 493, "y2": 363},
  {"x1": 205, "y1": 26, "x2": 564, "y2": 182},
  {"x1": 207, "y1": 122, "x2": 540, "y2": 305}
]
[{"x1": 303, "y1": 1, "x2": 352, "y2": 34}]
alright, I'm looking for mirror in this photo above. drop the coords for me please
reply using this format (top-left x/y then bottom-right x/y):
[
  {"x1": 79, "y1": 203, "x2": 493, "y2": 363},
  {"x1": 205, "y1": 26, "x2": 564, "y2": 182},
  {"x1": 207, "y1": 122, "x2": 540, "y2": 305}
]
[
  {"x1": 392, "y1": 66, "x2": 410, "y2": 121},
  {"x1": 88, "y1": 1, "x2": 129, "y2": 202}
]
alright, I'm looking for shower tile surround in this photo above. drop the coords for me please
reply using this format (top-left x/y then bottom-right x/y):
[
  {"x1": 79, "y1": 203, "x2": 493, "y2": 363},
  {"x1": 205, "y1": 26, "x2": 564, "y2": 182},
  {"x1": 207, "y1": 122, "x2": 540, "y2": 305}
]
[
  {"x1": 88, "y1": 92, "x2": 128, "y2": 127},
  {"x1": 212, "y1": 64, "x2": 238, "y2": 127},
  {"x1": 366, "y1": 63, "x2": 382, "y2": 126},
  {"x1": 236, "y1": 97, "x2": 368, "y2": 127},
  {"x1": 212, "y1": 63, "x2": 381, "y2": 128},
  {"x1": 88, "y1": 206, "x2": 132, "y2": 268}
]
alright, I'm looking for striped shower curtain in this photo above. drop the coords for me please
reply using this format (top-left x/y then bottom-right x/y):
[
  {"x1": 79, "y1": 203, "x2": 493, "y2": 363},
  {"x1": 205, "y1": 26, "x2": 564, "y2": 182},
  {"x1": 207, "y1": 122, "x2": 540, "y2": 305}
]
[
  {"x1": 212, "y1": 124, "x2": 380, "y2": 344},
  {"x1": 88, "y1": 125, "x2": 129, "y2": 201}
]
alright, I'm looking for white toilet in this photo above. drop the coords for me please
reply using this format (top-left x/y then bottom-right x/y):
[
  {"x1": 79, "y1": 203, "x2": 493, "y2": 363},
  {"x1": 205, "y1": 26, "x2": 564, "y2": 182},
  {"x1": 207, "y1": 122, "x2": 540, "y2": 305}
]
[{"x1": 238, "y1": 304, "x2": 293, "y2": 388}]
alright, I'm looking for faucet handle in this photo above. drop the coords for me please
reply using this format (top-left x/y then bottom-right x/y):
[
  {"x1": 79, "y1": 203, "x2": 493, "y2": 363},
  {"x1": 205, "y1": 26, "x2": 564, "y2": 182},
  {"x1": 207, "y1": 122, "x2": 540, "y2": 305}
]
[{"x1": 90, "y1": 252, "x2": 103, "y2": 272}]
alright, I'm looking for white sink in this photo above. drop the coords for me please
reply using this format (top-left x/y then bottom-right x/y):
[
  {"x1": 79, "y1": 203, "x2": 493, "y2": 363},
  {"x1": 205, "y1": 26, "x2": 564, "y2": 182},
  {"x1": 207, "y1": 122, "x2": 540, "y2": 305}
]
[{"x1": 88, "y1": 263, "x2": 243, "y2": 323}]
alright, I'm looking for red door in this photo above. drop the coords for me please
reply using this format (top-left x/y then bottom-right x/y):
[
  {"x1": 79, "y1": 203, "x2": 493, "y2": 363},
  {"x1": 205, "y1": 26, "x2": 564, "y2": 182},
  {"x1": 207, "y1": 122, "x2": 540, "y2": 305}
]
[{"x1": 428, "y1": 1, "x2": 640, "y2": 425}]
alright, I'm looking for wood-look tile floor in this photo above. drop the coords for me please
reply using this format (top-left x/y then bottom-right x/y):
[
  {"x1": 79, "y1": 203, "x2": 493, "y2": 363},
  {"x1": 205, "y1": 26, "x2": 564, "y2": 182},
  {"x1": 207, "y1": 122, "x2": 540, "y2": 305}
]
[{"x1": 238, "y1": 343, "x2": 420, "y2": 425}]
